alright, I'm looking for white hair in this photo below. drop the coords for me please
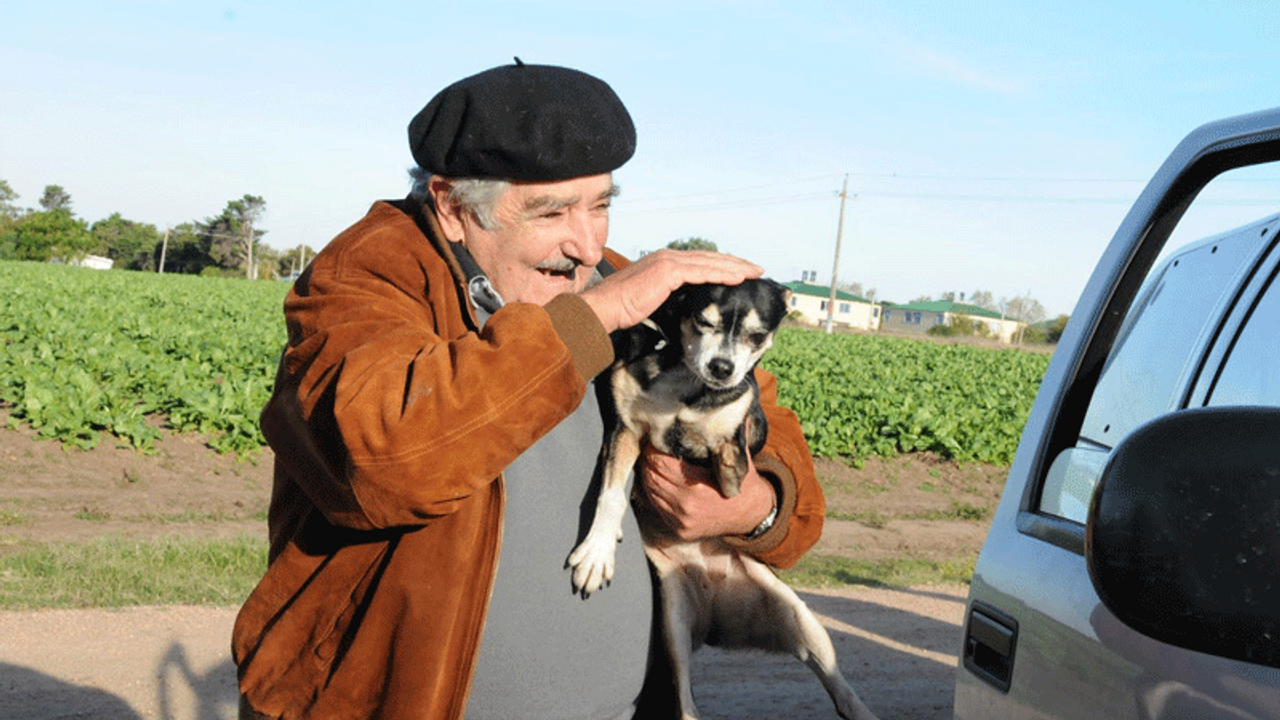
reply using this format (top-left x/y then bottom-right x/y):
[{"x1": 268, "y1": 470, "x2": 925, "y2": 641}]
[{"x1": 408, "y1": 167, "x2": 509, "y2": 231}]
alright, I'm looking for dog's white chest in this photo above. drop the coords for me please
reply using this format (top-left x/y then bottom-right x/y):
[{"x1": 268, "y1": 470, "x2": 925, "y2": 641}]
[{"x1": 613, "y1": 368, "x2": 752, "y2": 453}]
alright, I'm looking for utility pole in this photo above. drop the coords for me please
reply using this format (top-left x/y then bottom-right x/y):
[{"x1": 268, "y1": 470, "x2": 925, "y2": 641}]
[
  {"x1": 158, "y1": 228, "x2": 169, "y2": 274},
  {"x1": 291, "y1": 244, "x2": 309, "y2": 277},
  {"x1": 825, "y1": 174, "x2": 850, "y2": 334},
  {"x1": 245, "y1": 220, "x2": 256, "y2": 279}
]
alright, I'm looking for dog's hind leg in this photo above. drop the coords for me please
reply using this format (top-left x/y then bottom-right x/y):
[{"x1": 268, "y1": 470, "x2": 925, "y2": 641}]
[
  {"x1": 647, "y1": 550, "x2": 705, "y2": 720},
  {"x1": 738, "y1": 558, "x2": 881, "y2": 720}
]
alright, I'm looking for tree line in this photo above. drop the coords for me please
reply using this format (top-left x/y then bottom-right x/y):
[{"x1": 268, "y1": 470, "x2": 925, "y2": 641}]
[{"x1": 0, "y1": 179, "x2": 313, "y2": 279}]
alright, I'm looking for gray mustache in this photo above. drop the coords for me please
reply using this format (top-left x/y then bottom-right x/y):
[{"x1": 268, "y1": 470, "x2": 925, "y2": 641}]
[{"x1": 536, "y1": 259, "x2": 580, "y2": 273}]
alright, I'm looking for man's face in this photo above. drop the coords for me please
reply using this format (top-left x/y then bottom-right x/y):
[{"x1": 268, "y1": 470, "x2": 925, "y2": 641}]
[{"x1": 444, "y1": 173, "x2": 618, "y2": 306}]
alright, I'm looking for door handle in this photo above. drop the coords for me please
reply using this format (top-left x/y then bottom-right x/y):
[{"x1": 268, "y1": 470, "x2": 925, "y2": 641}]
[{"x1": 963, "y1": 601, "x2": 1018, "y2": 692}]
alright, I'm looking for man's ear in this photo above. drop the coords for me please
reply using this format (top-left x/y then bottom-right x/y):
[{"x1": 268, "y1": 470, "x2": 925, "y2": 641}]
[{"x1": 428, "y1": 177, "x2": 465, "y2": 243}]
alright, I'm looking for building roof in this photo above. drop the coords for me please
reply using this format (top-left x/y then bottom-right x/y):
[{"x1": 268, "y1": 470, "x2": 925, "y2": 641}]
[
  {"x1": 783, "y1": 281, "x2": 873, "y2": 304},
  {"x1": 883, "y1": 300, "x2": 1007, "y2": 321}
]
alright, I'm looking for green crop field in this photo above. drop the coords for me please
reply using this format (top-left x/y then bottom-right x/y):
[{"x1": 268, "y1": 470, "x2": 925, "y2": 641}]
[
  {"x1": 0, "y1": 260, "x2": 1050, "y2": 463},
  {"x1": 762, "y1": 328, "x2": 1049, "y2": 465},
  {"x1": 0, "y1": 260, "x2": 287, "y2": 455}
]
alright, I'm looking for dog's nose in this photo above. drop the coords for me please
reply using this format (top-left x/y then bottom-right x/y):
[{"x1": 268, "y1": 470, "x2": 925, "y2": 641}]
[{"x1": 708, "y1": 358, "x2": 734, "y2": 381}]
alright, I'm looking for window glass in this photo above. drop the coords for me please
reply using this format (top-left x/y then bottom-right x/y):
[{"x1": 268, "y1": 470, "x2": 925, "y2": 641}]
[
  {"x1": 1207, "y1": 269, "x2": 1280, "y2": 407},
  {"x1": 1077, "y1": 232, "x2": 1257, "y2": 448},
  {"x1": 1039, "y1": 221, "x2": 1265, "y2": 523}
]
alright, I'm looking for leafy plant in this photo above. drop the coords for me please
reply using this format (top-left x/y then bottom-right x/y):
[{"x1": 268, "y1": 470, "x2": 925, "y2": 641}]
[
  {"x1": 0, "y1": 261, "x2": 287, "y2": 455},
  {"x1": 0, "y1": 262, "x2": 1049, "y2": 467},
  {"x1": 761, "y1": 327, "x2": 1049, "y2": 465}
]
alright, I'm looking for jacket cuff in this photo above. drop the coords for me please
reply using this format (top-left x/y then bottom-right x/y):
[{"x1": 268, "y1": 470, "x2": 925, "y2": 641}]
[
  {"x1": 722, "y1": 452, "x2": 797, "y2": 558},
  {"x1": 544, "y1": 293, "x2": 614, "y2": 381}
]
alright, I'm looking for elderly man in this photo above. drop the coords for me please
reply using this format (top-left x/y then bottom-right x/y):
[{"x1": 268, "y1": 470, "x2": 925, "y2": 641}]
[{"x1": 233, "y1": 61, "x2": 826, "y2": 720}]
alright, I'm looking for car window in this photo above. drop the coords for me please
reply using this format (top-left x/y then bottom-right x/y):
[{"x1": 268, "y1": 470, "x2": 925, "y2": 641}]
[
  {"x1": 1039, "y1": 220, "x2": 1267, "y2": 523},
  {"x1": 1077, "y1": 232, "x2": 1257, "y2": 447},
  {"x1": 1207, "y1": 266, "x2": 1280, "y2": 407}
]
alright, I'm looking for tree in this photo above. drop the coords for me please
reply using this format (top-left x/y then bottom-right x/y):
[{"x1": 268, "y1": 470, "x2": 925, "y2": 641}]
[
  {"x1": 1045, "y1": 314, "x2": 1070, "y2": 344},
  {"x1": 155, "y1": 222, "x2": 212, "y2": 274},
  {"x1": 91, "y1": 213, "x2": 162, "y2": 270},
  {"x1": 39, "y1": 185, "x2": 72, "y2": 212},
  {"x1": 10, "y1": 209, "x2": 93, "y2": 261},
  {"x1": 0, "y1": 180, "x2": 20, "y2": 252},
  {"x1": 253, "y1": 243, "x2": 281, "y2": 280},
  {"x1": 1003, "y1": 294, "x2": 1046, "y2": 325},
  {"x1": 967, "y1": 290, "x2": 997, "y2": 312},
  {"x1": 666, "y1": 237, "x2": 717, "y2": 252},
  {"x1": 0, "y1": 179, "x2": 21, "y2": 219},
  {"x1": 837, "y1": 280, "x2": 877, "y2": 302},
  {"x1": 277, "y1": 244, "x2": 318, "y2": 278},
  {"x1": 200, "y1": 195, "x2": 267, "y2": 277}
]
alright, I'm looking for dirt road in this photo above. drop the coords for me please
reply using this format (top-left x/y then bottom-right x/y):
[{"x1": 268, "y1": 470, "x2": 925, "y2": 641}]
[{"x1": 0, "y1": 584, "x2": 966, "y2": 720}]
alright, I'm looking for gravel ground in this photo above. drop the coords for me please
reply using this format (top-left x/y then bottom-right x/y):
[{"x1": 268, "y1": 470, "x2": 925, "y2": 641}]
[{"x1": 0, "y1": 584, "x2": 967, "y2": 720}]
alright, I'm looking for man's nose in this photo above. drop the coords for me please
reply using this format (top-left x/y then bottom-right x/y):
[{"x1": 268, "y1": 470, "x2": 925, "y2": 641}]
[{"x1": 562, "y1": 211, "x2": 605, "y2": 267}]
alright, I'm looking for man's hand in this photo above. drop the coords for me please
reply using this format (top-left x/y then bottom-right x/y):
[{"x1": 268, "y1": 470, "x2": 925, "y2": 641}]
[
  {"x1": 637, "y1": 447, "x2": 776, "y2": 541},
  {"x1": 579, "y1": 249, "x2": 762, "y2": 332}
]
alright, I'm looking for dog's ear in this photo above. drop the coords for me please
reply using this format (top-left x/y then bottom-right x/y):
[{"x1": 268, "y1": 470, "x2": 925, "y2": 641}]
[
  {"x1": 761, "y1": 277, "x2": 790, "y2": 302},
  {"x1": 612, "y1": 319, "x2": 667, "y2": 363},
  {"x1": 651, "y1": 282, "x2": 697, "y2": 332}
]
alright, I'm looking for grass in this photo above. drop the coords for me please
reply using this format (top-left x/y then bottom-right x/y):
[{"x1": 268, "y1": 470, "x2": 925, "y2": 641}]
[
  {"x1": 780, "y1": 553, "x2": 976, "y2": 589},
  {"x1": 0, "y1": 511, "x2": 29, "y2": 526},
  {"x1": 74, "y1": 506, "x2": 111, "y2": 522},
  {"x1": 827, "y1": 509, "x2": 890, "y2": 529},
  {"x1": 826, "y1": 501, "x2": 990, "y2": 527},
  {"x1": 0, "y1": 535, "x2": 267, "y2": 609},
  {"x1": 0, "y1": 535, "x2": 973, "y2": 610},
  {"x1": 132, "y1": 508, "x2": 269, "y2": 524}
]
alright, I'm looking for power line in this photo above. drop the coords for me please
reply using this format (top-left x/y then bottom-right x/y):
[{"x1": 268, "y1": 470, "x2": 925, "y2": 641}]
[
  {"x1": 621, "y1": 191, "x2": 836, "y2": 214},
  {"x1": 848, "y1": 171, "x2": 1280, "y2": 184},
  {"x1": 619, "y1": 173, "x2": 844, "y2": 205},
  {"x1": 613, "y1": 170, "x2": 1279, "y2": 216},
  {"x1": 862, "y1": 191, "x2": 1278, "y2": 205}
]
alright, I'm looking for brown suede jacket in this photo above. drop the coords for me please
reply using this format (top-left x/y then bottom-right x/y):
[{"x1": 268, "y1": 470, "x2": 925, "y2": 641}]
[{"x1": 232, "y1": 198, "x2": 827, "y2": 720}]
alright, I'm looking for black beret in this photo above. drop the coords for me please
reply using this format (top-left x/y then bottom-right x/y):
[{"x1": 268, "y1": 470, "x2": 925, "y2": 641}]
[{"x1": 408, "y1": 61, "x2": 636, "y2": 182}]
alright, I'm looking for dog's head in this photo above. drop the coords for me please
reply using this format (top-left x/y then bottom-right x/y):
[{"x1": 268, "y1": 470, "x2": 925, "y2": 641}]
[{"x1": 653, "y1": 278, "x2": 791, "y2": 390}]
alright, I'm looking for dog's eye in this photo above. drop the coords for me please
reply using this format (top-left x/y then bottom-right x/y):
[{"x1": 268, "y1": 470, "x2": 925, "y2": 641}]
[
  {"x1": 748, "y1": 332, "x2": 768, "y2": 346},
  {"x1": 694, "y1": 317, "x2": 715, "y2": 331}
]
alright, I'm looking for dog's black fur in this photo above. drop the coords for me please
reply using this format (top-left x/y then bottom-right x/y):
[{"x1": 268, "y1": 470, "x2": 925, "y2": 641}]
[
  {"x1": 568, "y1": 279, "x2": 879, "y2": 720},
  {"x1": 608, "y1": 280, "x2": 782, "y2": 496}
]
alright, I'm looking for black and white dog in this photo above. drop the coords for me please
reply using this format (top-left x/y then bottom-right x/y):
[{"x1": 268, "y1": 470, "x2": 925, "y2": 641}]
[{"x1": 568, "y1": 279, "x2": 879, "y2": 720}]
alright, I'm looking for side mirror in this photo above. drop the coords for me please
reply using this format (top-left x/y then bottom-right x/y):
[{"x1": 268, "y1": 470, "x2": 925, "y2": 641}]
[{"x1": 1086, "y1": 406, "x2": 1280, "y2": 668}]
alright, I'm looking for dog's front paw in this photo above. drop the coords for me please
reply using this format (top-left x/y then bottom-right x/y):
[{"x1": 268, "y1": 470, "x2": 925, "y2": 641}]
[{"x1": 567, "y1": 530, "x2": 622, "y2": 597}]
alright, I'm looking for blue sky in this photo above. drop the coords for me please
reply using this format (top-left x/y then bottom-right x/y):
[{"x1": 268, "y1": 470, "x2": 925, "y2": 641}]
[{"x1": 4, "y1": 1, "x2": 1278, "y2": 316}]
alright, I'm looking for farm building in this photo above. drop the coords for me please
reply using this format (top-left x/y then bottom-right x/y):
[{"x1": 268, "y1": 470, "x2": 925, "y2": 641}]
[
  {"x1": 783, "y1": 282, "x2": 880, "y2": 331},
  {"x1": 72, "y1": 254, "x2": 114, "y2": 270},
  {"x1": 879, "y1": 300, "x2": 1026, "y2": 343}
]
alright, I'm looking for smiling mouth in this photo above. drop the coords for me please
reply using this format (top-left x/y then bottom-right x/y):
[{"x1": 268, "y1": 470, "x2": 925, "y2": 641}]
[{"x1": 536, "y1": 260, "x2": 580, "y2": 281}]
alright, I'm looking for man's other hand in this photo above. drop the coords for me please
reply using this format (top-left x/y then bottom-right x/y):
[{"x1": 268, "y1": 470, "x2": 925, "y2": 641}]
[{"x1": 637, "y1": 447, "x2": 776, "y2": 541}]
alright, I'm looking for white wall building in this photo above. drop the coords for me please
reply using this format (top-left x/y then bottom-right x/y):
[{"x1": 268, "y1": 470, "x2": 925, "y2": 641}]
[
  {"x1": 784, "y1": 282, "x2": 880, "y2": 331},
  {"x1": 72, "y1": 254, "x2": 114, "y2": 270}
]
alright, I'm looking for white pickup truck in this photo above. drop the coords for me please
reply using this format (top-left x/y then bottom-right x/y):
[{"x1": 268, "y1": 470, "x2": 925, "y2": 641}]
[{"x1": 955, "y1": 107, "x2": 1280, "y2": 719}]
